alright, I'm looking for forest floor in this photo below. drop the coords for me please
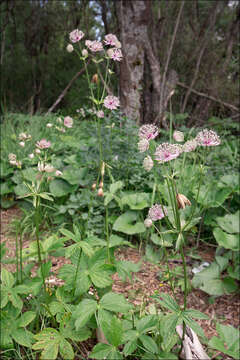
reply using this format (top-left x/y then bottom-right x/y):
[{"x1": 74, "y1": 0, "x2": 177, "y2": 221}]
[{"x1": 1, "y1": 207, "x2": 239, "y2": 360}]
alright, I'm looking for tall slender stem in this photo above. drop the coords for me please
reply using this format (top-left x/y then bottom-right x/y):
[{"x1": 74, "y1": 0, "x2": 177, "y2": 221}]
[
  {"x1": 15, "y1": 224, "x2": 19, "y2": 284},
  {"x1": 105, "y1": 206, "x2": 110, "y2": 263},
  {"x1": 35, "y1": 199, "x2": 46, "y2": 293},
  {"x1": 73, "y1": 248, "x2": 82, "y2": 295}
]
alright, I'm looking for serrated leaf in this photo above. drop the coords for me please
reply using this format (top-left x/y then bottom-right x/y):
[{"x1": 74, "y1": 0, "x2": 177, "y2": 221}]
[
  {"x1": 121, "y1": 192, "x2": 150, "y2": 210},
  {"x1": 59, "y1": 339, "x2": 74, "y2": 360},
  {"x1": 90, "y1": 343, "x2": 113, "y2": 359},
  {"x1": 183, "y1": 309, "x2": 209, "y2": 320},
  {"x1": 136, "y1": 315, "x2": 158, "y2": 333},
  {"x1": 216, "y1": 211, "x2": 240, "y2": 234},
  {"x1": 213, "y1": 227, "x2": 239, "y2": 251},
  {"x1": 109, "y1": 181, "x2": 124, "y2": 194},
  {"x1": 12, "y1": 328, "x2": 34, "y2": 348},
  {"x1": 101, "y1": 316, "x2": 123, "y2": 347},
  {"x1": 73, "y1": 299, "x2": 97, "y2": 329},
  {"x1": 183, "y1": 316, "x2": 205, "y2": 339},
  {"x1": 153, "y1": 293, "x2": 180, "y2": 312},
  {"x1": 90, "y1": 268, "x2": 113, "y2": 288},
  {"x1": 49, "y1": 179, "x2": 74, "y2": 197},
  {"x1": 18, "y1": 311, "x2": 36, "y2": 327},
  {"x1": 123, "y1": 339, "x2": 138, "y2": 356},
  {"x1": 1, "y1": 268, "x2": 15, "y2": 288},
  {"x1": 41, "y1": 342, "x2": 59, "y2": 360},
  {"x1": 100, "y1": 292, "x2": 133, "y2": 313},
  {"x1": 139, "y1": 334, "x2": 158, "y2": 354}
]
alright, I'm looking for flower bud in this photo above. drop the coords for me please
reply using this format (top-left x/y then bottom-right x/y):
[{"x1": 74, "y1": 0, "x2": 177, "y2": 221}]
[
  {"x1": 92, "y1": 183, "x2": 97, "y2": 190},
  {"x1": 28, "y1": 153, "x2": 34, "y2": 159},
  {"x1": 144, "y1": 218, "x2": 153, "y2": 228},
  {"x1": 82, "y1": 49, "x2": 88, "y2": 57},
  {"x1": 99, "y1": 180, "x2": 103, "y2": 188},
  {"x1": 176, "y1": 193, "x2": 191, "y2": 209},
  {"x1": 91, "y1": 74, "x2": 98, "y2": 84},
  {"x1": 97, "y1": 188, "x2": 104, "y2": 197},
  {"x1": 19, "y1": 141, "x2": 25, "y2": 147},
  {"x1": 101, "y1": 162, "x2": 105, "y2": 177},
  {"x1": 66, "y1": 44, "x2": 74, "y2": 53},
  {"x1": 173, "y1": 130, "x2": 184, "y2": 142},
  {"x1": 46, "y1": 123, "x2": 53, "y2": 128}
]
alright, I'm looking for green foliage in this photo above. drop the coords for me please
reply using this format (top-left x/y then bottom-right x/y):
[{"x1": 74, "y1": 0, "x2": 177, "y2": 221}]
[{"x1": 209, "y1": 323, "x2": 240, "y2": 359}]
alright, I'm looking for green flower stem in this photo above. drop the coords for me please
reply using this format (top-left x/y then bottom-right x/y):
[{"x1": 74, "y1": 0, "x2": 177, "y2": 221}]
[
  {"x1": 15, "y1": 225, "x2": 19, "y2": 284},
  {"x1": 153, "y1": 224, "x2": 177, "y2": 302},
  {"x1": 100, "y1": 57, "x2": 110, "y2": 102},
  {"x1": 105, "y1": 206, "x2": 110, "y2": 264},
  {"x1": 73, "y1": 248, "x2": 82, "y2": 296},
  {"x1": 179, "y1": 240, "x2": 188, "y2": 355},
  {"x1": 35, "y1": 198, "x2": 46, "y2": 293},
  {"x1": 19, "y1": 231, "x2": 23, "y2": 283}
]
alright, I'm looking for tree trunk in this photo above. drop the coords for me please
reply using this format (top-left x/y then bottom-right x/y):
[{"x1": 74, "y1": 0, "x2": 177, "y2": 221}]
[{"x1": 116, "y1": 0, "x2": 149, "y2": 124}]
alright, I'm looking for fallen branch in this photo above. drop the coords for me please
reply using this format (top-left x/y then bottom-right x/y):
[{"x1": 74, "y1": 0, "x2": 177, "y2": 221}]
[
  {"x1": 45, "y1": 60, "x2": 90, "y2": 115},
  {"x1": 176, "y1": 324, "x2": 210, "y2": 360},
  {"x1": 177, "y1": 81, "x2": 239, "y2": 112}
]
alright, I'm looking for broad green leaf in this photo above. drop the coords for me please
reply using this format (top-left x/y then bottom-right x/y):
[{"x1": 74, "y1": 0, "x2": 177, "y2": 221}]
[
  {"x1": 12, "y1": 328, "x2": 34, "y2": 348},
  {"x1": 213, "y1": 228, "x2": 239, "y2": 251},
  {"x1": 37, "y1": 261, "x2": 51, "y2": 279},
  {"x1": 101, "y1": 316, "x2": 123, "y2": 347},
  {"x1": 59, "y1": 339, "x2": 74, "y2": 360},
  {"x1": 113, "y1": 211, "x2": 145, "y2": 235},
  {"x1": 183, "y1": 316, "x2": 206, "y2": 339},
  {"x1": 22, "y1": 168, "x2": 37, "y2": 182},
  {"x1": 121, "y1": 192, "x2": 150, "y2": 210},
  {"x1": 59, "y1": 228, "x2": 76, "y2": 240},
  {"x1": 62, "y1": 167, "x2": 89, "y2": 186},
  {"x1": 100, "y1": 292, "x2": 133, "y2": 313},
  {"x1": 73, "y1": 299, "x2": 97, "y2": 329},
  {"x1": 116, "y1": 260, "x2": 141, "y2": 282},
  {"x1": 215, "y1": 211, "x2": 240, "y2": 234},
  {"x1": 49, "y1": 179, "x2": 74, "y2": 197},
  {"x1": 18, "y1": 311, "x2": 36, "y2": 327},
  {"x1": 136, "y1": 315, "x2": 158, "y2": 333},
  {"x1": 14, "y1": 183, "x2": 29, "y2": 196},
  {"x1": 90, "y1": 267, "x2": 113, "y2": 288},
  {"x1": 139, "y1": 334, "x2": 158, "y2": 354},
  {"x1": 123, "y1": 339, "x2": 138, "y2": 356},
  {"x1": 90, "y1": 343, "x2": 113, "y2": 359},
  {"x1": 0, "y1": 182, "x2": 13, "y2": 195},
  {"x1": 153, "y1": 293, "x2": 180, "y2": 312},
  {"x1": 109, "y1": 181, "x2": 124, "y2": 194},
  {"x1": 1, "y1": 268, "x2": 15, "y2": 288},
  {"x1": 183, "y1": 309, "x2": 209, "y2": 320},
  {"x1": 215, "y1": 255, "x2": 229, "y2": 272},
  {"x1": 104, "y1": 193, "x2": 114, "y2": 206},
  {"x1": 41, "y1": 342, "x2": 59, "y2": 360},
  {"x1": 160, "y1": 313, "x2": 179, "y2": 337}
]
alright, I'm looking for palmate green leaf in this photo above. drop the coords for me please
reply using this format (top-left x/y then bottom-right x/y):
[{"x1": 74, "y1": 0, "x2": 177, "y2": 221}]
[
  {"x1": 116, "y1": 260, "x2": 141, "y2": 282},
  {"x1": 152, "y1": 293, "x2": 180, "y2": 312},
  {"x1": 113, "y1": 211, "x2": 145, "y2": 235},
  {"x1": 73, "y1": 299, "x2": 98, "y2": 329},
  {"x1": 136, "y1": 315, "x2": 158, "y2": 333},
  {"x1": 160, "y1": 313, "x2": 179, "y2": 337},
  {"x1": 183, "y1": 309, "x2": 209, "y2": 320},
  {"x1": 33, "y1": 328, "x2": 63, "y2": 360},
  {"x1": 139, "y1": 334, "x2": 158, "y2": 354},
  {"x1": 59, "y1": 228, "x2": 76, "y2": 241},
  {"x1": 101, "y1": 316, "x2": 123, "y2": 347},
  {"x1": 123, "y1": 339, "x2": 138, "y2": 356},
  {"x1": 209, "y1": 323, "x2": 240, "y2": 358},
  {"x1": 41, "y1": 343, "x2": 59, "y2": 360},
  {"x1": 100, "y1": 292, "x2": 133, "y2": 313},
  {"x1": 90, "y1": 343, "x2": 113, "y2": 359},
  {"x1": 109, "y1": 181, "x2": 124, "y2": 194},
  {"x1": 90, "y1": 267, "x2": 113, "y2": 288}
]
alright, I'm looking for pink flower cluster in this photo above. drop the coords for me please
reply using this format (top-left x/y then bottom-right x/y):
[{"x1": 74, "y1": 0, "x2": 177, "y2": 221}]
[
  {"x1": 139, "y1": 124, "x2": 159, "y2": 140},
  {"x1": 155, "y1": 143, "x2": 181, "y2": 163},
  {"x1": 195, "y1": 129, "x2": 220, "y2": 146},
  {"x1": 103, "y1": 95, "x2": 120, "y2": 110},
  {"x1": 36, "y1": 139, "x2": 51, "y2": 149},
  {"x1": 85, "y1": 40, "x2": 103, "y2": 52},
  {"x1": 64, "y1": 116, "x2": 73, "y2": 128},
  {"x1": 104, "y1": 34, "x2": 120, "y2": 47},
  {"x1": 69, "y1": 29, "x2": 84, "y2": 43}
]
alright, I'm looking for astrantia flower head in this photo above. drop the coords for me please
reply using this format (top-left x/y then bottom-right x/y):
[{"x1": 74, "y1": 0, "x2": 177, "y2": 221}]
[
  {"x1": 96, "y1": 110, "x2": 104, "y2": 118},
  {"x1": 148, "y1": 204, "x2": 167, "y2": 221},
  {"x1": 143, "y1": 156, "x2": 153, "y2": 171},
  {"x1": 82, "y1": 49, "x2": 88, "y2": 57},
  {"x1": 138, "y1": 139, "x2": 149, "y2": 153},
  {"x1": 55, "y1": 170, "x2": 63, "y2": 176},
  {"x1": 19, "y1": 141, "x2": 25, "y2": 147},
  {"x1": 195, "y1": 129, "x2": 220, "y2": 146},
  {"x1": 155, "y1": 143, "x2": 180, "y2": 163},
  {"x1": 8, "y1": 153, "x2": 16, "y2": 162},
  {"x1": 64, "y1": 116, "x2": 73, "y2": 128},
  {"x1": 104, "y1": 34, "x2": 119, "y2": 46},
  {"x1": 139, "y1": 124, "x2": 159, "y2": 140},
  {"x1": 85, "y1": 40, "x2": 103, "y2": 52},
  {"x1": 28, "y1": 153, "x2": 34, "y2": 159},
  {"x1": 69, "y1": 29, "x2": 84, "y2": 43},
  {"x1": 173, "y1": 130, "x2": 184, "y2": 142},
  {"x1": 36, "y1": 139, "x2": 51, "y2": 149},
  {"x1": 182, "y1": 139, "x2": 198, "y2": 153},
  {"x1": 103, "y1": 95, "x2": 120, "y2": 110},
  {"x1": 46, "y1": 123, "x2": 53, "y2": 128},
  {"x1": 107, "y1": 48, "x2": 123, "y2": 61}
]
